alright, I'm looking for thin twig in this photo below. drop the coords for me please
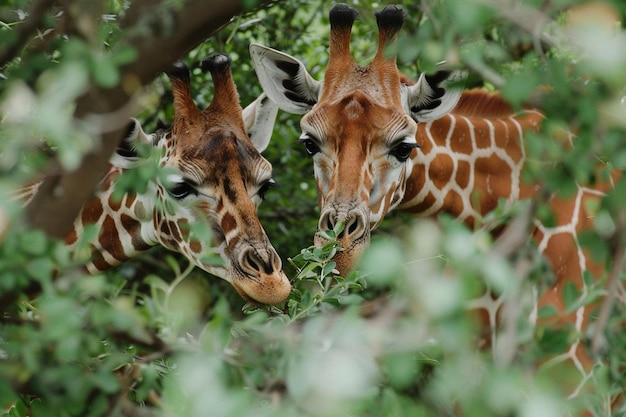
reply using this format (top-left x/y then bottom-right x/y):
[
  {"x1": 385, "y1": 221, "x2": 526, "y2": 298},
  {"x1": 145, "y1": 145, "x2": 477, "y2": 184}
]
[
  {"x1": 494, "y1": 254, "x2": 534, "y2": 366},
  {"x1": 489, "y1": 194, "x2": 541, "y2": 366},
  {"x1": 464, "y1": 60, "x2": 506, "y2": 89},
  {"x1": 480, "y1": 0, "x2": 558, "y2": 49},
  {"x1": 591, "y1": 217, "x2": 626, "y2": 356},
  {"x1": 0, "y1": 0, "x2": 58, "y2": 69}
]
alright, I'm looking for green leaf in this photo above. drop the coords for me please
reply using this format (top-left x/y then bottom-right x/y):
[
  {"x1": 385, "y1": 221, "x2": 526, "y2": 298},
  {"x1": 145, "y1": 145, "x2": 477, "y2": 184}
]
[
  {"x1": 322, "y1": 261, "x2": 337, "y2": 278},
  {"x1": 0, "y1": 378, "x2": 19, "y2": 416},
  {"x1": 338, "y1": 294, "x2": 363, "y2": 306},
  {"x1": 578, "y1": 230, "x2": 609, "y2": 263},
  {"x1": 537, "y1": 304, "x2": 558, "y2": 319},
  {"x1": 19, "y1": 230, "x2": 49, "y2": 256},
  {"x1": 90, "y1": 370, "x2": 120, "y2": 394},
  {"x1": 538, "y1": 327, "x2": 571, "y2": 354},
  {"x1": 562, "y1": 282, "x2": 580, "y2": 309},
  {"x1": 297, "y1": 261, "x2": 321, "y2": 279},
  {"x1": 358, "y1": 238, "x2": 405, "y2": 288},
  {"x1": 448, "y1": 0, "x2": 494, "y2": 34},
  {"x1": 535, "y1": 203, "x2": 557, "y2": 228},
  {"x1": 91, "y1": 55, "x2": 120, "y2": 88},
  {"x1": 85, "y1": 395, "x2": 109, "y2": 417},
  {"x1": 383, "y1": 352, "x2": 419, "y2": 390},
  {"x1": 112, "y1": 45, "x2": 138, "y2": 66},
  {"x1": 134, "y1": 364, "x2": 159, "y2": 402},
  {"x1": 502, "y1": 67, "x2": 540, "y2": 108},
  {"x1": 582, "y1": 270, "x2": 594, "y2": 288},
  {"x1": 605, "y1": 176, "x2": 626, "y2": 210},
  {"x1": 300, "y1": 291, "x2": 312, "y2": 309},
  {"x1": 593, "y1": 210, "x2": 617, "y2": 238},
  {"x1": 288, "y1": 298, "x2": 299, "y2": 317},
  {"x1": 323, "y1": 297, "x2": 341, "y2": 306},
  {"x1": 25, "y1": 257, "x2": 55, "y2": 282}
]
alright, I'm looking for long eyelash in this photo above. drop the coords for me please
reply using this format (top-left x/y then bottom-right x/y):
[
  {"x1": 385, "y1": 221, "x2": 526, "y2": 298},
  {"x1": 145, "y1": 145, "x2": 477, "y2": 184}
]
[
  {"x1": 259, "y1": 179, "x2": 278, "y2": 199},
  {"x1": 169, "y1": 182, "x2": 197, "y2": 198},
  {"x1": 297, "y1": 133, "x2": 321, "y2": 143},
  {"x1": 404, "y1": 142, "x2": 420, "y2": 149},
  {"x1": 296, "y1": 136, "x2": 312, "y2": 144}
]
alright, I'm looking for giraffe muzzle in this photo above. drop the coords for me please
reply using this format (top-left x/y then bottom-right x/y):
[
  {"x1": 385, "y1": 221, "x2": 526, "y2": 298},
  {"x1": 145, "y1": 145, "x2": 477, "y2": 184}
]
[
  {"x1": 318, "y1": 206, "x2": 368, "y2": 242},
  {"x1": 232, "y1": 246, "x2": 291, "y2": 305},
  {"x1": 316, "y1": 205, "x2": 370, "y2": 275}
]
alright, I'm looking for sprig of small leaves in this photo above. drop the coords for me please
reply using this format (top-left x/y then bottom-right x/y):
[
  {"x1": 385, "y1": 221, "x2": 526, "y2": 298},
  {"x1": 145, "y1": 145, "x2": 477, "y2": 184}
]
[{"x1": 283, "y1": 222, "x2": 366, "y2": 320}]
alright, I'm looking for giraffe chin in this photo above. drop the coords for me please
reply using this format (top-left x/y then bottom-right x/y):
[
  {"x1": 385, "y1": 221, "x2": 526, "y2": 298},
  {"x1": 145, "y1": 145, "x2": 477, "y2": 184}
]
[
  {"x1": 231, "y1": 271, "x2": 292, "y2": 305},
  {"x1": 201, "y1": 262, "x2": 291, "y2": 305}
]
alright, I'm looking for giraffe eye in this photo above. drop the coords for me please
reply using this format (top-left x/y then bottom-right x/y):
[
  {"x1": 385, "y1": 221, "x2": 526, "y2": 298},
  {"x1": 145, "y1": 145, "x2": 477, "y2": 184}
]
[
  {"x1": 390, "y1": 142, "x2": 419, "y2": 162},
  {"x1": 297, "y1": 135, "x2": 321, "y2": 156},
  {"x1": 168, "y1": 181, "x2": 197, "y2": 199},
  {"x1": 258, "y1": 179, "x2": 278, "y2": 200}
]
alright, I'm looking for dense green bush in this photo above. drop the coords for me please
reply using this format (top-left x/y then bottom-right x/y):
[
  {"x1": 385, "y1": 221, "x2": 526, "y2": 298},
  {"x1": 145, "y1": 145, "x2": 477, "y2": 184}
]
[{"x1": 1, "y1": 0, "x2": 625, "y2": 416}]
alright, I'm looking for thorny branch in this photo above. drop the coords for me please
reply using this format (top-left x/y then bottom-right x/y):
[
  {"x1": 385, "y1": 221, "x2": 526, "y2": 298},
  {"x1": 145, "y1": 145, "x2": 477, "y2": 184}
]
[
  {"x1": 482, "y1": 0, "x2": 557, "y2": 53},
  {"x1": 488, "y1": 186, "x2": 626, "y2": 365},
  {"x1": 591, "y1": 211, "x2": 626, "y2": 356},
  {"x1": 460, "y1": 0, "x2": 558, "y2": 90},
  {"x1": 488, "y1": 191, "x2": 545, "y2": 366},
  {"x1": 0, "y1": 0, "x2": 58, "y2": 70}
]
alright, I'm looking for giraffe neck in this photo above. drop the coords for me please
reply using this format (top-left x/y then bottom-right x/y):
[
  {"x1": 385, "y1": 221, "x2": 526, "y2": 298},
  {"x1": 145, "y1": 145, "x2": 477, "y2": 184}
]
[
  {"x1": 64, "y1": 166, "x2": 156, "y2": 273},
  {"x1": 398, "y1": 90, "x2": 543, "y2": 227},
  {"x1": 396, "y1": 89, "x2": 622, "y2": 402},
  {"x1": 63, "y1": 148, "x2": 227, "y2": 277}
]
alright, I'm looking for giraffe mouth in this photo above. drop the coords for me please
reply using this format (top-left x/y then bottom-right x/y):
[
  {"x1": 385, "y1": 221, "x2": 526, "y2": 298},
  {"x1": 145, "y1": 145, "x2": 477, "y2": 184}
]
[
  {"x1": 342, "y1": 231, "x2": 370, "y2": 250},
  {"x1": 200, "y1": 258, "x2": 291, "y2": 305},
  {"x1": 226, "y1": 246, "x2": 292, "y2": 305},
  {"x1": 314, "y1": 229, "x2": 371, "y2": 277},
  {"x1": 209, "y1": 227, "x2": 291, "y2": 305},
  {"x1": 230, "y1": 269, "x2": 291, "y2": 305}
]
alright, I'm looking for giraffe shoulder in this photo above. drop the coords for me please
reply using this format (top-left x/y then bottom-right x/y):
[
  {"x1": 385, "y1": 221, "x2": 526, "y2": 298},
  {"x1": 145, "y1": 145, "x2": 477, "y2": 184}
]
[
  {"x1": 451, "y1": 89, "x2": 545, "y2": 124},
  {"x1": 452, "y1": 89, "x2": 515, "y2": 118}
]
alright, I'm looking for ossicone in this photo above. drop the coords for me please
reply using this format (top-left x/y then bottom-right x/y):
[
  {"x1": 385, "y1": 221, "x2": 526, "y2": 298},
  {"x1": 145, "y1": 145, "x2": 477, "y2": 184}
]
[
  {"x1": 165, "y1": 59, "x2": 199, "y2": 130},
  {"x1": 375, "y1": 5, "x2": 405, "y2": 32},
  {"x1": 201, "y1": 53, "x2": 240, "y2": 114},
  {"x1": 373, "y1": 4, "x2": 405, "y2": 62},
  {"x1": 165, "y1": 61, "x2": 190, "y2": 82},
  {"x1": 329, "y1": 3, "x2": 359, "y2": 29},
  {"x1": 328, "y1": 3, "x2": 359, "y2": 64},
  {"x1": 201, "y1": 54, "x2": 231, "y2": 75}
]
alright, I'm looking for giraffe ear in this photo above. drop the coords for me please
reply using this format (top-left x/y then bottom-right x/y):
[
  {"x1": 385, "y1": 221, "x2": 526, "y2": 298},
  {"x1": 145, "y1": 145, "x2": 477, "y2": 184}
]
[
  {"x1": 116, "y1": 119, "x2": 153, "y2": 158},
  {"x1": 124, "y1": 118, "x2": 152, "y2": 143},
  {"x1": 242, "y1": 92, "x2": 278, "y2": 153},
  {"x1": 112, "y1": 119, "x2": 156, "y2": 167},
  {"x1": 405, "y1": 69, "x2": 466, "y2": 122},
  {"x1": 250, "y1": 43, "x2": 320, "y2": 115}
]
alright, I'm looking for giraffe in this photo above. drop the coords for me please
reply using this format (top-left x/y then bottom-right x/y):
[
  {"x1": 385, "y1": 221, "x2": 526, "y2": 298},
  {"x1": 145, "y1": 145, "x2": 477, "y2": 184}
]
[
  {"x1": 17, "y1": 54, "x2": 291, "y2": 305},
  {"x1": 249, "y1": 3, "x2": 622, "y2": 413}
]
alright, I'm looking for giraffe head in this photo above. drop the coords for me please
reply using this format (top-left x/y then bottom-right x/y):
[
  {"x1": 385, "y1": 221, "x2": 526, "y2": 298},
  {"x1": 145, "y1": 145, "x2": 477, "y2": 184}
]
[
  {"x1": 250, "y1": 4, "x2": 464, "y2": 274},
  {"x1": 98, "y1": 55, "x2": 291, "y2": 304}
]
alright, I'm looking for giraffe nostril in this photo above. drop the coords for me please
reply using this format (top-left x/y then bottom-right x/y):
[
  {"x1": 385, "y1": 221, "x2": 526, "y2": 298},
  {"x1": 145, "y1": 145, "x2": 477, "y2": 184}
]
[
  {"x1": 241, "y1": 248, "x2": 275, "y2": 276},
  {"x1": 319, "y1": 211, "x2": 334, "y2": 232},
  {"x1": 342, "y1": 212, "x2": 365, "y2": 240},
  {"x1": 327, "y1": 216, "x2": 334, "y2": 232},
  {"x1": 245, "y1": 251, "x2": 260, "y2": 273},
  {"x1": 319, "y1": 208, "x2": 367, "y2": 241},
  {"x1": 347, "y1": 216, "x2": 359, "y2": 235}
]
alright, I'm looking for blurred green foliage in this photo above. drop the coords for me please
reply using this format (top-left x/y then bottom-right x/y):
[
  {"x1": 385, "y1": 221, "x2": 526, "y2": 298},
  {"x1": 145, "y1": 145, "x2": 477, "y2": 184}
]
[{"x1": 1, "y1": 0, "x2": 626, "y2": 416}]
